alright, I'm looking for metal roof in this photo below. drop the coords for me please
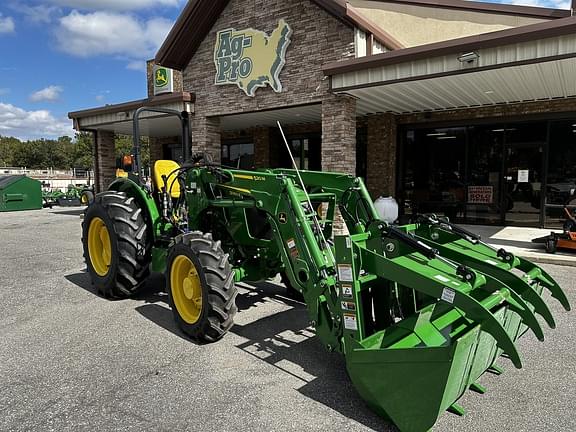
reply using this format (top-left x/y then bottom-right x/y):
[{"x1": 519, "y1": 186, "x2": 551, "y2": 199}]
[{"x1": 328, "y1": 25, "x2": 576, "y2": 114}]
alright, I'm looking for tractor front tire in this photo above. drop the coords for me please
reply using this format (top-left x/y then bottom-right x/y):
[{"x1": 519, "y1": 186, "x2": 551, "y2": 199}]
[
  {"x1": 81, "y1": 190, "x2": 94, "y2": 206},
  {"x1": 167, "y1": 232, "x2": 237, "y2": 342},
  {"x1": 82, "y1": 191, "x2": 151, "y2": 298}
]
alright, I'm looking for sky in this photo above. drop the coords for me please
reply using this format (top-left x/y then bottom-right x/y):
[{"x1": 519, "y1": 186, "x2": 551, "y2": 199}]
[{"x1": 0, "y1": 0, "x2": 571, "y2": 141}]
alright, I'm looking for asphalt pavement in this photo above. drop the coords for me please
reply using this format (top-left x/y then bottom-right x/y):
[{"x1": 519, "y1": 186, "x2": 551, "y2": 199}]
[{"x1": 0, "y1": 207, "x2": 574, "y2": 432}]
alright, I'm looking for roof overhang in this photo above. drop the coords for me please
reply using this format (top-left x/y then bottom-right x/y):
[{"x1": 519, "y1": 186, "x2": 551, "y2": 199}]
[
  {"x1": 324, "y1": 16, "x2": 576, "y2": 114},
  {"x1": 68, "y1": 92, "x2": 194, "y2": 137},
  {"x1": 220, "y1": 104, "x2": 321, "y2": 131}
]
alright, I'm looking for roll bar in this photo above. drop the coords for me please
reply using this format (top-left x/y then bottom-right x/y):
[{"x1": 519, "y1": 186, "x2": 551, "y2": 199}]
[{"x1": 132, "y1": 107, "x2": 191, "y2": 179}]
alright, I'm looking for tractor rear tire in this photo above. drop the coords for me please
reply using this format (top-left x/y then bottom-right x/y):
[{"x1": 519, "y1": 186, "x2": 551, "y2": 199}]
[
  {"x1": 82, "y1": 191, "x2": 151, "y2": 298},
  {"x1": 166, "y1": 232, "x2": 237, "y2": 342}
]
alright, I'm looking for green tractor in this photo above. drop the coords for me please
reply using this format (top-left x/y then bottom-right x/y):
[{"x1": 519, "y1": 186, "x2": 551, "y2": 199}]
[{"x1": 81, "y1": 108, "x2": 570, "y2": 432}]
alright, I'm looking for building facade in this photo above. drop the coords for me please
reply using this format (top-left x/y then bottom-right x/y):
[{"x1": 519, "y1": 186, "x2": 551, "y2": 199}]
[{"x1": 69, "y1": 0, "x2": 576, "y2": 228}]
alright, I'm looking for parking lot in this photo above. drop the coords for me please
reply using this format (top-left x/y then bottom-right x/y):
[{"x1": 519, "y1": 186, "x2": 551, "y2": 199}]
[{"x1": 1, "y1": 207, "x2": 575, "y2": 432}]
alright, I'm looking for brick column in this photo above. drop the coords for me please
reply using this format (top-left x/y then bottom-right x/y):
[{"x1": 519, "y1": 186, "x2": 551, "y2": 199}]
[
  {"x1": 192, "y1": 116, "x2": 221, "y2": 163},
  {"x1": 95, "y1": 130, "x2": 116, "y2": 193},
  {"x1": 322, "y1": 95, "x2": 356, "y2": 174},
  {"x1": 366, "y1": 113, "x2": 397, "y2": 199},
  {"x1": 253, "y1": 127, "x2": 270, "y2": 168},
  {"x1": 322, "y1": 95, "x2": 356, "y2": 235}
]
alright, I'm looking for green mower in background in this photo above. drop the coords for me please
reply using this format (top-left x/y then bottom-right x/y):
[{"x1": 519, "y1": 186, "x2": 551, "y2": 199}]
[{"x1": 81, "y1": 108, "x2": 570, "y2": 432}]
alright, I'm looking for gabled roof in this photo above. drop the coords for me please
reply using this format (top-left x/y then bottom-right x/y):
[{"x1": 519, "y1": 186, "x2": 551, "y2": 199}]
[
  {"x1": 155, "y1": 0, "x2": 570, "y2": 71},
  {"x1": 155, "y1": 0, "x2": 404, "y2": 70}
]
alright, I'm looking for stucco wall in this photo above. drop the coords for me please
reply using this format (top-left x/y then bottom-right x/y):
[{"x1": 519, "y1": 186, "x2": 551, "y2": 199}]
[{"x1": 348, "y1": 0, "x2": 547, "y2": 47}]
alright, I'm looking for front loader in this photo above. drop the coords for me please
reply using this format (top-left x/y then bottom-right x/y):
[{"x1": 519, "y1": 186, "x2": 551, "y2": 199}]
[{"x1": 81, "y1": 108, "x2": 570, "y2": 432}]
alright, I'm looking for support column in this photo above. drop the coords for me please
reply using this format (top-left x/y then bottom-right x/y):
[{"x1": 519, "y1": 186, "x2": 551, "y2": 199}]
[
  {"x1": 149, "y1": 137, "x2": 163, "y2": 167},
  {"x1": 253, "y1": 127, "x2": 270, "y2": 168},
  {"x1": 95, "y1": 130, "x2": 115, "y2": 193},
  {"x1": 322, "y1": 95, "x2": 356, "y2": 235},
  {"x1": 366, "y1": 113, "x2": 397, "y2": 199},
  {"x1": 192, "y1": 116, "x2": 221, "y2": 163},
  {"x1": 321, "y1": 95, "x2": 356, "y2": 174}
]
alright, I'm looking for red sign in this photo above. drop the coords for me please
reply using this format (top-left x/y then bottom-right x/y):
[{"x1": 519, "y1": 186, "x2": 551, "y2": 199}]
[{"x1": 468, "y1": 186, "x2": 493, "y2": 204}]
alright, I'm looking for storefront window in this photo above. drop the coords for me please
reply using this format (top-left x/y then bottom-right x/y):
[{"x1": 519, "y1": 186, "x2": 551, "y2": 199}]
[
  {"x1": 466, "y1": 125, "x2": 503, "y2": 224},
  {"x1": 222, "y1": 141, "x2": 254, "y2": 169},
  {"x1": 403, "y1": 127, "x2": 466, "y2": 222},
  {"x1": 546, "y1": 120, "x2": 576, "y2": 227},
  {"x1": 400, "y1": 120, "x2": 554, "y2": 227}
]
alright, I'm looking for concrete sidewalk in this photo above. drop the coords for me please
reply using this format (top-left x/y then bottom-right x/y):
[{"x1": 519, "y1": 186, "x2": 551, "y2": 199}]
[{"x1": 462, "y1": 224, "x2": 576, "y2": 267}]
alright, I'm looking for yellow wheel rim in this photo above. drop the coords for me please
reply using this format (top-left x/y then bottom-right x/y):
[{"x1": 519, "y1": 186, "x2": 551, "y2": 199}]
[
  {"x1": 88, "y1": 217, "x2": 112, "y2": 277},
  {"x1": 81, "y1": 194, "x2": 88, "y2": 204},
  {"x1": 171, "y1": 255, "x2": 203, "y2": 324}
]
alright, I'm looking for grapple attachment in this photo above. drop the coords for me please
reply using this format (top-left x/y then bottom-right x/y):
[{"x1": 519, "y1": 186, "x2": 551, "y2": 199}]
[{"x1": 334, "y1": 220, "x2": 570, "y2": 432}]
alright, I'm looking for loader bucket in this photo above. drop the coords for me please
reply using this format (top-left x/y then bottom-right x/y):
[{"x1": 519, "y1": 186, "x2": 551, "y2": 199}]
[{"x1": 333, "y1": 224, "x2": 569, "y2": 432}]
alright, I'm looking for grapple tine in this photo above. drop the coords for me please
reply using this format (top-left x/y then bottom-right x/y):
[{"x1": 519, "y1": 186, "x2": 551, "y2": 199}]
[
  {"x1": 362, "y1": 248, "x2": 523, "y2": 369},
  {"x1": 412, "y1": 229, "x2": 559, "y2": 328},
  {"x1": 505, "y1": 289, "x2": 544, "y2": 341},
  {"x1": 517, "y1": 257, "x2": 571, "y2": 311}
]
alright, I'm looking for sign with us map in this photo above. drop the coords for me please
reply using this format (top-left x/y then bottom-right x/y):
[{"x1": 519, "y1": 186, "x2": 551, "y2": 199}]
[{"x1": 214, "y1": 19, "x2": 292, "y2": 97}]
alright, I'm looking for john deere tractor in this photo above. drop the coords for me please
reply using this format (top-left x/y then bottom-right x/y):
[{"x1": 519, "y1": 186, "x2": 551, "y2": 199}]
[{"x1": 82, "y1": 108, "x2": 570, "y2": 432}]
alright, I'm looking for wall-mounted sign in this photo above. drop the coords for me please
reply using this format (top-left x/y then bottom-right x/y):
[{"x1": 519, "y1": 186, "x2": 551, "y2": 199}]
[
  {"x1": 153, "y1": 65, "x2": 174, "y2": 95},
  {"x1": 468, "y1": 186, "x2": 493, "y2": 204},
  {"x1": 214, "y1": 19, "x2": 292, "y2": 97}
]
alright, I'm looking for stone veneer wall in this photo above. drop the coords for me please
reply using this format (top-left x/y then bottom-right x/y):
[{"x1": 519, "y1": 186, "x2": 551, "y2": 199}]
[
  {"x1": 94, "y1": 130, "x2": 116, "y2": 193},
  {"x1": 366, "y1": 113, "x2": 396, "y2": 199},
  {"x1": 182, "y1": 0, "x2": 355, "y2": 162}
]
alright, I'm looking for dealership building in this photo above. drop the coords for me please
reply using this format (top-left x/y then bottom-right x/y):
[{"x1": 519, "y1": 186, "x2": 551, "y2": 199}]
[{"x1": 69, "y1": 0, "x2": 576, "y2": 228}]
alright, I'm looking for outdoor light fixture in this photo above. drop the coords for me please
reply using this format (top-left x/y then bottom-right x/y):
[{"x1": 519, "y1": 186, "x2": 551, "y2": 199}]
[
  {"x1": 426, "y1": 132, "x2": 447, "y2": 137},
  {"x1": 457, "y1": 51, "x2": 479, "y2": 63},
  {"x1": 437, "y1": 136, "x2": 457, "y2": 140}
]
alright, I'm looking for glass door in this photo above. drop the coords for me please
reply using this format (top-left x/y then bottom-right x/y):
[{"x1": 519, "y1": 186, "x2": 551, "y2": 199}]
[{"x1": 503, "y1": 143, "x2": 544, "y2": 226}]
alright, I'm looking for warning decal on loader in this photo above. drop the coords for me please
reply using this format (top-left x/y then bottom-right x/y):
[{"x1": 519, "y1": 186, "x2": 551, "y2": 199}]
[
  {"x1": 343, "y1": 313, "x2": 358, "y2": 330},
  {"x1": 337, "y1": 264, "x2": 353, "y2": 282},
  {"x1": 441, "y1": 287, "x2": 456, "y2": 304}
]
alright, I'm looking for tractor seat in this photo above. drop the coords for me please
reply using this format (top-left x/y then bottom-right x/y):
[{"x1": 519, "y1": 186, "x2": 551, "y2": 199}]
[{"x1": 153, "y1": 160, "x2": 181, "y2": 198}]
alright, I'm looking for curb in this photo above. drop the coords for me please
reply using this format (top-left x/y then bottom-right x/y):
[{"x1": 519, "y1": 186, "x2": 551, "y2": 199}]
[{"x1": 488, "y1": 243, "x2": 576, "y2": 267}]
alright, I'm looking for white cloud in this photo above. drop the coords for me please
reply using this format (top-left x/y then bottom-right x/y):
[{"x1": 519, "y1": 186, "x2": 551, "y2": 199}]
[
  {"x1": 95, "y1": 94, "x2": 105, "y2": 102},
  {"x1": 126, "y1": 60, "x2": 146, "y2": 71},
  {"x1": 48, "y1": 0, "x2": 181, "y2": 11},
  {"x1": 55, "y1": 11, "x2": 173, "y2": 64},
  {"x1": 10, "y1": 4, "x2": 58, "y2": 24},
  {"x1": 0, "y1": 103, "x2": 73, "y2": 140},
  {"x1": 494, "y1": 0, "x2": 570, "y2": 8},
  {"x1": 0, "y1": 14, "x2": 15, "y2": 33},
  {"x1": 29, "y1": 85, "x2": 63, "y2": 102}
]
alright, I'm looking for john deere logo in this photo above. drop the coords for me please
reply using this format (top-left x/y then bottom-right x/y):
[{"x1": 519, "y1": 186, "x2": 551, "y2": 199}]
[
  {"x1": 155, "y1": 68, "x2": 168, "y2": 87},
  {"x1": 214, "y1": 19, "x2": 292, "y2": 97}
]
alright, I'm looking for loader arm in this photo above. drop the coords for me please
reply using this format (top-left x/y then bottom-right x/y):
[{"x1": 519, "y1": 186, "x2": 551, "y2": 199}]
[{"x1": 168, "y1": 164, "x2": 569, "y2": 432}]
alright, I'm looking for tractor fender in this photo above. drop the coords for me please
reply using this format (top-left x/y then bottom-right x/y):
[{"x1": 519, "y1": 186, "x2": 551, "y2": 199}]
[{"x1": 108, "y1": 178, "x2": 161, "y2": 241}]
